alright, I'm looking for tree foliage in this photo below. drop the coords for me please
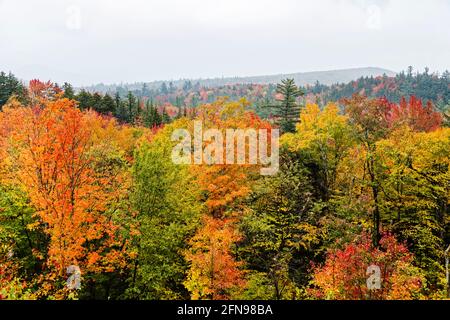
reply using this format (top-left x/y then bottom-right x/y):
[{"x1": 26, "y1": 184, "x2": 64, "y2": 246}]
[{"x1": 0, "y1": 76, "x2": 448, "y2": 300}]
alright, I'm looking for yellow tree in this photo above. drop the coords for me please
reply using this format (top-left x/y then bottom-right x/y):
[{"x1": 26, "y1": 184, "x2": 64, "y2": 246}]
[
  {"x1": 376, "y1": 126, "x2": 450, "y2": 291},
  {"x1": 281, "y1": 102, "x2": 354, "y2": 201}
]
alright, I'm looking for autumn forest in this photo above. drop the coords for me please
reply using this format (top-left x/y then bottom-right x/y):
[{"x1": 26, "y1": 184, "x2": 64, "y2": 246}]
[{"x1": 0, "y1": 68, "x2": 449, "y2": 301}]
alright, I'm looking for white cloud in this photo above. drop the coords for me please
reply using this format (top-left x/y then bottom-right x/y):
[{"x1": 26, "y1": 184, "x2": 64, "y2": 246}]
[{"x1": 0, "y1": 0, "x2": 449, "y2": 85}]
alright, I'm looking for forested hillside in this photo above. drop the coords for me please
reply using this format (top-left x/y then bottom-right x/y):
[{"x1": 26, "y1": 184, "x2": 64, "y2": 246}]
[
  {"x1": 0, "y1": 69, "x2": 449, "y2": 300},
  {"x1": 63, "y1": 67, "x2": 450, "y2": 126},
  {"x1": 313, "y1": 67, "x2": 450, "y2": 106},
  {"x1": 82, "y1": 67, "x2": 395, "y2": 93}
]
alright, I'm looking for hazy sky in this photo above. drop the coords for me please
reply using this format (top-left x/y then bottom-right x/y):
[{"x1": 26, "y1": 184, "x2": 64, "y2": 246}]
[{"x1": 1, "y1": 0, "x2": 449, "y2": 86}]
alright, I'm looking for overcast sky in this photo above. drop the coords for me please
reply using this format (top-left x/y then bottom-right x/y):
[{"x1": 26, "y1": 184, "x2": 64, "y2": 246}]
[{"x1": 1, "y1": 0, "x2": 449, "y2": 86}]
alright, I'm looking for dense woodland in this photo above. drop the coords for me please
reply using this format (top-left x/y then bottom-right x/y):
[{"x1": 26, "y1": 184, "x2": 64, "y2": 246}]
[
  {"x1": 78, "y1": 67, "x2": 449, "y2": 123},
  {"x1": 0, "y1": 68, "x2": 449, "y2": 300}
]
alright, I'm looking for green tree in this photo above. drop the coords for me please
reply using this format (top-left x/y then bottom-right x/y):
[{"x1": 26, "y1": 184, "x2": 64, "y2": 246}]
[
  {"x1": 76, "y1": 89, "x2": 93, "y2": 110},
  {"x1": 168, "y1": 81, "x2": 176, "y2": 94},
  {"x1": 239, "y1": 150, "x2": 323, "y2": 299},
  {"x1": 62, "y1": 82, "x2": 75, "y2": 100},
  {"x1": 266, "y1": 78, "x2": 304, "y2": 133},
  {"x1": 0, "y1": 184, "x2": 43, "y2": 278},
  {"x1": 143, "y1": 100, "x2": 162, "y2": 128},
  {"x1": 0, "y1": 72, "x2": 27, "y2": 109},
  {"x1": 161, "y1": 107, "x2": 171, "y2": 124},
  {"x1": 436, "y1": 102, "x2": 450, "y2": 127},
  {"x1": 160, "y1": 82, "x2": 168, "y2": 95},
  {"x1": 376, "y1": 126, "x2": 450, "y2": 293},
  {"x1": 128, "y1": 120, "x2": 201, "y2": 299},
  {"x1": 343, "y1": 95, "x2": 392, "y2": 246},
  {"x1": 91, "y1": 92, "x2": 103, "y2": 112},
  {"x1": 281, "y1": 102, "x2": 355, "y2": 202},
  {"x1": 127, "y1": 91, "x2": 137, "y2": 123},
  {"x1": 101, "y1": 94, "x2": 116, "y2": 115}
]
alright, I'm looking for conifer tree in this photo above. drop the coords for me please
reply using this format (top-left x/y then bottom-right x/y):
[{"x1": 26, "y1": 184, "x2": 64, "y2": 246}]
[
  {"x1": 127, "y1": 91, "x2": 137, "y2": 123},
  {"x1": 0, "y1": 72, "x2": 27, "y2": 109},
  {"x1": 62, "y1": 82, "x2": 75, "y2": 100},
  {"x1": 265, "y1": 78, "x2": 304, "y2": 133},
  {"x1": 161, "y1": 107, "x2": 171, "y2": 124},
  {"x1": 101, "y1": 94, "x2": 116, "y2": 114},
  {"x1": 144, "y1": 100, "x2": 162, "y2": 128}
]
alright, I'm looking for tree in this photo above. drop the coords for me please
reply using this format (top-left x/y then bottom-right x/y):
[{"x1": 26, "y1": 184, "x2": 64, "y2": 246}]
[
  {"x1": 0, "y1": 184, "x2": 41, "y2": 271},
  {"x1": 0, "y1": 72, "x2": 27, "y2": 109},
  {"x1": 0, "y1": 97, "x2": 130, "y2": 298},
  {"x1": 76, "y1": 89, "x2": 92, "y2": 110},
  {"x1": 183, "y1": 80, "x2": 192, "y2": 92},
  {"x1": 265, "y1": 78, "x2": 304, "y2": 133},
  {"x1": 128, "y1": 119, "x2": 201, "y2": 299},
  {"x1": 388, "y1": 96, "x2": 442, "y2": 132},
  {"x1": 239, "y1": 150, "x2": 323, "y2": 299},
  {"x1": 184, "y1": 98, "x2": 273, "y2": 299},
  {"x1": 436, "y1": 102, "x2": 450, "y2": 127},
  {"x1": 143, "y1": 100, "x2": 162, "y2": 128},
  {"x1": 161, "y1": 107, "x2": 171, "y2": 124},
  {"x1": 160, "y1": 82, "x2": 169, "y2": 95},
  {"x1": 28, "y1": 79, "x2": 61, "y2": 104},
  {"x1": 90, "y1": 92, "x2": 103, "y2": 112},
  {"x1": 127, "y1": 91, "x2": 137, "y2": 123},
  {"x1": 185, "y1": 216, "x2": 244, "y2": 299},
  {"x1": 169, "y1": 81, "x2": 176, "y2": 94},
  {"x1": 310, "y1": 233, "x2": 425, "y2": 300},
  {"x1": 376, "y1": 125, "x2": 450, "y2": 291},
  {"x1": 281, "y1": 102, "x2": 355, "y2": 202},
  {"x1": 113, "y1": 92, "x2": 129, "y2": 122},
  {"x1": 101, "y1": 94, "x2": 116, "y2": 115},
  {"x1": 343, "y1": 95, "x2": 392, "y2": 246},
  {"x1": 141, "y1": 83, "x2": 150, "y2": 97},
  {"x1": 62, "y1": 82, "x2": 75, "y2": 100},
  {"x1": 0, "y1": 255, "x2": 35, "y2": 300}
]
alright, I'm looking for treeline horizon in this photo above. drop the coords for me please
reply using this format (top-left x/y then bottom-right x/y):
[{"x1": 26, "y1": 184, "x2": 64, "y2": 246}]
[{"x1": 1, "y1": 66, "x2": 449, "y2": 127}]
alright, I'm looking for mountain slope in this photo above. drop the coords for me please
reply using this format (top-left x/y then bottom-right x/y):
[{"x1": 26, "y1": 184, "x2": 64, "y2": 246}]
[
  {"x1": 200, "y1": 67, "x2": 396, "y2": 86},
  {"x1": 83, "y1": 67, "x2": 396, "y2": 92}
]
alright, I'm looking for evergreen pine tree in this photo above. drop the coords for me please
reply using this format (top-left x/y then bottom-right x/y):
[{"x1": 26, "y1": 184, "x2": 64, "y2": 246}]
[
  {"x1": 183, "y1": 80, "x2": 192, "y2": 91},
  {"x1": 142, "y1": 83, "x2": 150, "y2": 97},
  {"x1": 160, "y1": 82, "x2": 169, "y2": 95},
  {"x1": 161, "y1": 107, "x2": 171, "y2": 124},
  {"x1": 101, "y1": 94, "x2": 116, "y2": 115},
  {"x1": 76, "y1": 89, "x2": 93, "y2": 110},
  {"x1": 169, "y1": 81, "x2": 176, "y2": 94},
  {"x1": 0, "y1": 71, "x2": 27, "y2": 109},
  {"x1": 127, "y1": 91, "x2": 137, "y2": 123},
  {"x1": 62, "y1": 82, "x2": 75, "y2": 100},
  {"x1": 144, "y1": 100, "x2": 162, "y2": 128},
  {"x1": 91, "y1": 92, "x2": 103, "y2": 112},
  {"x1": 154, "y1": 105, "x2": 162, "y2": 126},
  {"x1": 175, "y1": 107, "x2": 182, "y2": 120},
  {"x1": 265, "y1": 78, "x2": 304, "y2": 133}
]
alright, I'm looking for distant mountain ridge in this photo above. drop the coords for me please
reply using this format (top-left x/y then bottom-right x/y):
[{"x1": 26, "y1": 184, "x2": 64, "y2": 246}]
[
  {"x1": 82, "y1": 67, "x2": 396, "y2": 93},
  {"x1": 213, "y1": 67, "x2": 396, "y2": 86}
]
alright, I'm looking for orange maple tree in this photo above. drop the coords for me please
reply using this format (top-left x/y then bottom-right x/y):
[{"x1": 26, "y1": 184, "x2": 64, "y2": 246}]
[
  {"x1": 184, "y1": 99, "x2": 273, "y2": 299},
  {"x1": 184, "y1": 216, "x2": 245, "y2": 299},
  {"x1": 0, "y1": 96, "x2": 130, "y2": 296}
]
